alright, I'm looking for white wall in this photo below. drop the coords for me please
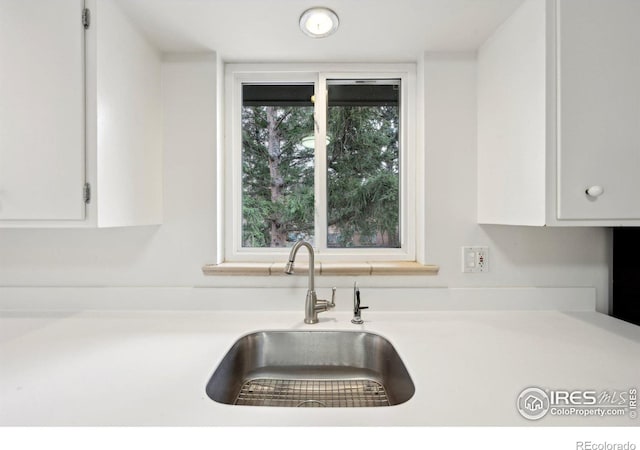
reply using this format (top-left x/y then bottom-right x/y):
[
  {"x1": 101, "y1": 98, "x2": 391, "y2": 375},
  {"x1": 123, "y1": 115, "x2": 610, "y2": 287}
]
[{"x1": 0, "y1": 53, "x2": 611, "y2": 312}]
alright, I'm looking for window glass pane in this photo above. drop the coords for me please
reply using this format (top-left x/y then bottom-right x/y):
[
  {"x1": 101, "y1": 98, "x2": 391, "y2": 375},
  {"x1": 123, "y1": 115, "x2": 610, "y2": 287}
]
[
  {"x1": 241, "y1": 84, "x2": 315, "y2": 247},
  {"x1": 327, "y1": 80, "x2": 400, "y2": 248}
]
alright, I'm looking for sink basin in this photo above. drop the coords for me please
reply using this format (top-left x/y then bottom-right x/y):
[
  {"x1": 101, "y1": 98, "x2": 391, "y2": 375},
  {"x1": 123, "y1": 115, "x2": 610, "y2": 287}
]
[{"x1": 206, "y1": 330, "x2": 415, "y2": 407}]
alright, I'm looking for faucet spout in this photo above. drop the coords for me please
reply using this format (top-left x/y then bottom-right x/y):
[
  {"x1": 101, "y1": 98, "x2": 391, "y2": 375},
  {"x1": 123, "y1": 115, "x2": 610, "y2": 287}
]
[
  {"x1": 284, "y1": 260, "x2": 295, "y2": 275},
  {"x1": 284, "y1": 240, "x2": 334, "y2": 324},
  {"x1": 284, "y1": 240, "x2": 315, "y2": 291}
]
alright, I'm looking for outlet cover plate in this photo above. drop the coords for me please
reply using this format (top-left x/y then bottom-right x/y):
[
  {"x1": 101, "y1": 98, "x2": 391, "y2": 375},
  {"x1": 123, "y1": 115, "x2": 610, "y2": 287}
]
[{"x1": 462, "y1": 247, "x2": 489, "y2": 273}]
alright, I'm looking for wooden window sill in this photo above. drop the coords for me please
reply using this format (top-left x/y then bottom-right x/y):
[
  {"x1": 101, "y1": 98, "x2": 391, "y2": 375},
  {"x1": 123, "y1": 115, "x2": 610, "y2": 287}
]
[{"x1": 202, "y1": 261, "x2": 439, "y2": 276}]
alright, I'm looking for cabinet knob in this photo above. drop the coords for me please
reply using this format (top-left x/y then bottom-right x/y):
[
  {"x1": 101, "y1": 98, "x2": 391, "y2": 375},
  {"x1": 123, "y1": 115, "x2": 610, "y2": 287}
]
[{"x1": 585, "y1": 186, "x2": 604, "y2": 197}]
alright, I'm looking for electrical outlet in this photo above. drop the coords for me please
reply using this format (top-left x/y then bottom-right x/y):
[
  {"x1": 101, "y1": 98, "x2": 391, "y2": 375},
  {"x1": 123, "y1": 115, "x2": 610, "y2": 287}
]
[{"x1": 462, "y1": 247, "x2": 489, "y2": 273}]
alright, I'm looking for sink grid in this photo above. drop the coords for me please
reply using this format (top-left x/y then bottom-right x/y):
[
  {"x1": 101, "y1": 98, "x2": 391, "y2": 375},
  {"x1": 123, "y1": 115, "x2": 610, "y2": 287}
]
[{"x1": 234, "y1": 378, "x2": 390, "y2": 407}]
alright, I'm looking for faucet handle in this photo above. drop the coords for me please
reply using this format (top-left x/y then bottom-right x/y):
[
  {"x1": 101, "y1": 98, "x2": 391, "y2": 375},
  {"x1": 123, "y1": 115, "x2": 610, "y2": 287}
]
[
  {"x1": 314, "y1": 287, "x2": 336, "y2": 313},
  {"x1": 329, "y1": 287, "x2": 336, "y2": 308},
  {"x1": 355, "y1": 289, "x2": 368, "y2": 311}
]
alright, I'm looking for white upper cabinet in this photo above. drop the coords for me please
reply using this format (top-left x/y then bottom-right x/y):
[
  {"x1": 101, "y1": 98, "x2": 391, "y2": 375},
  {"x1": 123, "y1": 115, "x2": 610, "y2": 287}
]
[
  {"x1": 0, "y1": 0, "x2": 163, "y2": 227},
  {"x1": 478, "y1": 0, "x2": 640, "y2": 226},
  {"x1": 557, "y1": 0, "x2": 640, "y2": 221},
  {"x1": 0, "y1": 0, "x2": 86, "y2": 221}
]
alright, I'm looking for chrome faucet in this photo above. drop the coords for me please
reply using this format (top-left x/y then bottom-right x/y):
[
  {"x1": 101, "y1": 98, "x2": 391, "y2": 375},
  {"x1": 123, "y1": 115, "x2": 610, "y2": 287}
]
[
  {"x1": 284, "y1": 240, "x2": 336, "y2": 324},
  {"x1": 351, "y1": 281, "x2": 369, "y2": 324}
]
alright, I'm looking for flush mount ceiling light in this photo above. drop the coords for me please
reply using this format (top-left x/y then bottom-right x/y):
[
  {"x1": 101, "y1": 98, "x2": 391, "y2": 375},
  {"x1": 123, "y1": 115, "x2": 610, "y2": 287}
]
[
  {"x1": 299, "y1": 7, "x2": 339, "y2": 38},
  {"x1": 301, "y1": 134, "x2": 331, "y2": 150}
]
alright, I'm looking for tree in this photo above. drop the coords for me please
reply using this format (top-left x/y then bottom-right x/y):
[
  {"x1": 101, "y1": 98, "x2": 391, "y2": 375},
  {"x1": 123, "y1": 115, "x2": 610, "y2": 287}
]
[
  {"x1": 241, "y1": 100, "x2": 399, "y2": 248},
  {"x1": 327, "y1": 104, "x2": 399, "y2": 247},
  {"x1": 241, "y1": 105, "x2": 314, "y2": 247}
]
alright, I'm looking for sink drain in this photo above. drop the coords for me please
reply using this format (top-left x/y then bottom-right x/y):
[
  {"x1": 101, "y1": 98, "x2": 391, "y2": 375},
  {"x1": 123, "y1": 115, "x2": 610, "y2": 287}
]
[
  {"x1": 296, "y1": 400, "x2": 328, "y2": 407},
  {"x1": 234, "y1": 378, "x2": 390, "y2": 407}
]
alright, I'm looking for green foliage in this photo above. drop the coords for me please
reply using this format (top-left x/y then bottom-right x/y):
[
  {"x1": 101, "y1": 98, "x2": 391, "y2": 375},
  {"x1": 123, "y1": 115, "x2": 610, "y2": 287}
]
[
  {"x1": 327, "y1": 105, "x2": 400, "y2": 248},
  {"x1": 241, "y1": 101, "x2": 399, "y2": 248},
  {"x1": 241, "y1": 105, "x2": 314, "y2": 247}
]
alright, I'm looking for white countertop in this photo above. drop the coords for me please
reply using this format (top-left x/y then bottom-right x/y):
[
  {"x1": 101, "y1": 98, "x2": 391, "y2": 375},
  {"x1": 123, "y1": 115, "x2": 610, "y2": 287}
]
[{"x1": 1, "y1": 309, "x2": 639, "y2": 426}]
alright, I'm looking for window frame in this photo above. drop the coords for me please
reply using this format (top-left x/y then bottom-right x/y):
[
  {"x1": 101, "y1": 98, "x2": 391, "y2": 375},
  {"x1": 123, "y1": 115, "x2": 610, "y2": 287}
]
[{"x1": 222, "y1": 63, "x2": 418, "y2": 263}]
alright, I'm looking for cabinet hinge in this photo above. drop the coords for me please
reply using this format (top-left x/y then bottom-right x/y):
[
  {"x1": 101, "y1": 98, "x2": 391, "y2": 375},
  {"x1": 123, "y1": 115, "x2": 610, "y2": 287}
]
[
  {"x1": 82, "y1": 8, "x2": 91, "y2": 29},
  {"x1": 83, "y1": 183, "x2": 91, "y2": 204}
]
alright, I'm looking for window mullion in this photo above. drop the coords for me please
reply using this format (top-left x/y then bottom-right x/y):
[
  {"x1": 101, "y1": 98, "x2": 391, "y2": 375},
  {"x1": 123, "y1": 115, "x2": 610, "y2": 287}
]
[{"x1": 314, "y1": 75, "x2": 328, "y2": 254}]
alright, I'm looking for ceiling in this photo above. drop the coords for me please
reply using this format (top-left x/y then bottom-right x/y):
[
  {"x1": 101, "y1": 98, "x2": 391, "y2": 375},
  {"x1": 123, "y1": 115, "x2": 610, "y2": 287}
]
[{"x1": 114, "y1": 0, "x2": 525, "y2": 61}]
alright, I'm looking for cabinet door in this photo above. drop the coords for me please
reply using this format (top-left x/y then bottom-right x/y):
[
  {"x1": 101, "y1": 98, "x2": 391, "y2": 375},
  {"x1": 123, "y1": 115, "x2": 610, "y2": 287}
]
[
  {"x1": 0, "y1": 0, "x2": 85, "y2": 220},
  {"x1": 557, "y1": 0, "x2": 640, "y2": 220}
]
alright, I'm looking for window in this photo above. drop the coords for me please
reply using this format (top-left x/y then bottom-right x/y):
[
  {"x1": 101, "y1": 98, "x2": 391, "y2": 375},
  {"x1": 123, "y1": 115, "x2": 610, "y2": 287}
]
[{"x1": 223, "y1": 64, "x2": 418, "y2": 263}]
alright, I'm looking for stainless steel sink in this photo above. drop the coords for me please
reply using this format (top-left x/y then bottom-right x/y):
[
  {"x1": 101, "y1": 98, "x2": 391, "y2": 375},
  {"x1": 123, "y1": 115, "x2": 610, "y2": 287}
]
[{"x1": 206, "y1": 330, "x2": 415, "y2": 407}]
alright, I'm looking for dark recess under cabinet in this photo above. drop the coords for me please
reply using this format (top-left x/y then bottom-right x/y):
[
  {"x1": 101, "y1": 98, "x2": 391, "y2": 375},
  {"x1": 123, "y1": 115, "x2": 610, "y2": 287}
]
[{"x1": 612, "y1": 228, "x2": 640, "y2": 326}]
